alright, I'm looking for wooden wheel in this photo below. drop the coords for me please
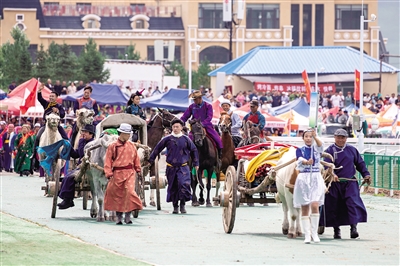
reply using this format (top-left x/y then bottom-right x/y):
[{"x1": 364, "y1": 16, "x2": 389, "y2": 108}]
[
  {"x1": 222, "y1": 165, "x2": 237, "y2": 234},
  {"x1": 51, "y1": 173, "x2": 60, "y2": 218},
  {"x1": 134, "y1": 174, "x2": 141, "y2": 218},
  {"x1": 82, "y1": 191, "x2": 88, "y2": 210},
  {"x1": 155, "y1": 157, "x2": 161, "y2": 211}
]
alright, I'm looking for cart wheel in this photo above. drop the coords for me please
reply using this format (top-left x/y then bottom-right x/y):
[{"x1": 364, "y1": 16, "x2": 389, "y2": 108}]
[
  {"x1": 51, "y1": 175, "x2": 60, "y2": 219},
  {"x1": 134, "y1": 174, "x2": 141, "y2": 218},
  {"x1": 155, "y1": 157, "x2": 161, "y2": 211},
  {"x1": 133, "y1": 210, "x2": 139, "y2": 218},
  {"x1": 82, "y1": 191, "x2": 88, "y2": 210},
  {"x1": 222, "y1": 166, "x2": 237, "y2": 234}
]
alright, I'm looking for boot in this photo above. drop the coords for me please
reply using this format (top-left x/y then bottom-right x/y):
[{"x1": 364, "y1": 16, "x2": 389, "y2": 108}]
[
  {"x1": 172, "y1": 202, "x2": 179, "y2": 214},
  {"x1": 334, "y1": 227, "x2": 341, "y2": 239},
  {"x1": 58, "y1": 198, "x2": 74, "y2": 210},
  {"x1": 116, "y1": 212, "x2": 123, "y2": 225},
  {"x1": 124, "y1": 212, "x2": 132, "y2": 224},
  {"x1": 180, "y1": 200, "x2": 187, "y2": 214},
  {"x1": 310, "y1": 213, "x2": 320, "y2": 243},
  {"x1": 350, "y1": 224, "x2": 359, "y2": 239},
  {"x1": 301, "y1": 216, "x2": 311, "y2": 244}
]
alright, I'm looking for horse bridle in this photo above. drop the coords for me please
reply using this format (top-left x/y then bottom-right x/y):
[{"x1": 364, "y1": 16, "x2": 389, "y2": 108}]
[
  {"x1": 192, "y1": 122, "x2": 206, "y2": 141},
  {"x1": 219, "y1": 114, "x2": 232, "y2": 133}
]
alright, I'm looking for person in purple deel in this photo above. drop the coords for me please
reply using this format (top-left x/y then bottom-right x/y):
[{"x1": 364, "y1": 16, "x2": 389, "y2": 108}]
[
  {"x1": 320, "y1": 128, "x2": 372, "y2": 239},
  {"x1": 181, "y1": 90, "x2": 223, "y2": 167}
]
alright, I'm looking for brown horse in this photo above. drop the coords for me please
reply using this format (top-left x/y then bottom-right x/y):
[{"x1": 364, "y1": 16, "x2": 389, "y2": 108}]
[
  {"x1": 147, "y1": 108, "x2": 177, "y2": 206},
  {"x1": 238, "y1": 120, "x2": 261, "y2": 147}
]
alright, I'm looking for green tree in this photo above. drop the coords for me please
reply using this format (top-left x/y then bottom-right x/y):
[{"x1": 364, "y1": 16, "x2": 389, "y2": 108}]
[
  {"x1": 78, "y1": 38, "x2": 110, "y2": 82},
  {"x1": 47, "y1": 41, "x2": 60, "y2": 79},
  {"x1": 1, "y1": 28, "x2": 32, "y2": 88},
  {"x1": 118, "y1": 43, "x2": 141, "y2": 60},
  {"x1": 54, "y1": 43, "x2": 78, "y2": 82},
  {"x1": 192, "y1": 59, "x2": 211, "y2": 90},
  {"x1": 33, "y1": 44, "x2": 51, "y2": 81},
  {"x1": 164, "y1": 60, "x2": 188, "y2": 88}
]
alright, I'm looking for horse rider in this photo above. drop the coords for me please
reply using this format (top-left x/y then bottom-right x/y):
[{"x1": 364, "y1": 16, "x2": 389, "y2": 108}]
[
  {"x1": 181, "y1": 90, "x2": 223, "y2": 167},
  {"x1": 57, "y1": 124, "x2": 95, "y2": 210},
  {"x1": 125, "y1": 90, "x2": 146, "y2": 120},
  {"x1": 73, "y1": 85, "x2": 99, "y2": 116},
  {"x1": 147, "y1": 119, "x2": 199, "y2": 214},
  {"x1": 220, "y1": 99, "x2": 242, "y2": 147},
  {"x1": 36, "y1": 83, "x2": 69, "y2": 143},
  {"x1": 320, "y1": 129, "x2": 371, "y2": 239},
  {"x1": 243, "y1": 100, "x2": 266, "y2": 142}
]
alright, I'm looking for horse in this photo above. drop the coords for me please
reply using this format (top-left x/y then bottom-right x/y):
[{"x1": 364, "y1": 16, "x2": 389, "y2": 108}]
[
  {"x1": 216, "y1": 112, "x2": 235, "y2": 205},
  {"x1": 78, "y1": 134, "x2": 118, "y2": 221},
  {"x1": 38, "y1": 113, "x2": 63, "y2": 196},
  {"x1": 147, "y1": 108, "x2": 177, "y2": 206},
  {"x1": 189, "y1": 118, "x2": 219, "y2": 207},
  {"x1": 238, "y1": 120, "x2": 261, "y2": 147},
  {"x1": 274, "y1": 147, "x2": 336, "y2": 238}
]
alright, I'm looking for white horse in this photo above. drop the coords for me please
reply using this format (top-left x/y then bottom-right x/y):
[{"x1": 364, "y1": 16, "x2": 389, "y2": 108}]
[{"x1": 38, "y1": 113, "x2": 63, "y2": 196}]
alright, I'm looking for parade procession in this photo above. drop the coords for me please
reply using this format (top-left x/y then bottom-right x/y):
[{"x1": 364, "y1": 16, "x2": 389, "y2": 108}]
[{"x1": 1, "y1": 0, "x2": 399, "y2": 265}]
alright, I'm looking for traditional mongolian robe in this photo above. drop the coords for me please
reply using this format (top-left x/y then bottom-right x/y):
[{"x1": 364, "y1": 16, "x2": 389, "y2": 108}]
[
  {"x1": 181, "y1": 101, "x2": 223, "y2": 149},
  {"x1": 13, "y1": 133, "x2": 35, "y2": 174},
  {"x1": 320, "y1": 144, "x2": 370, "y2": 227},
  {"x1": 294, "y1": 143, "x2": 325, "y2": 208},
  {"x1": 2, "y1": 131, "x2": 15, "y2": 171},
  {"x1": 125, "y1": 104, "x2": 146, "y2": 120},
  {"x1": 148, "y1": 134, "x2": 199, "y2": 203},
  {"x1": 104, "y1": 139, "x2": 143, "y2": 212},
  {"x1": 74, "y1": 97, "x2": 99, "y2": 116}
]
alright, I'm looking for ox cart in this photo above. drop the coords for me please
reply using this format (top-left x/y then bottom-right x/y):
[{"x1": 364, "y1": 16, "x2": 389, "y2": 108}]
[
  {"x1": 217, "y1": 142, "x2": 297, "y2": 233},
  {"x1": 96, "y1": 113, "x2": 166, "y2": 213}
]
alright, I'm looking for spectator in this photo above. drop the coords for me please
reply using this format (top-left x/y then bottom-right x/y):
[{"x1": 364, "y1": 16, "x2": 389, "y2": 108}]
[
  {"x1": 164, "y1": 86, "x2": 169, "y2": 93},
  {"x1": 61, "y1": 81, "x2": 68, "y2": 96},
  {"x1": 8, "y1": 81, "x2": 16, "y2": 92},
  {"x1": 330, "y1": 92, "x2": 341, "y2": 108},
  {"x1": 53, "y1": 80, "x2": 62, "y2": 96},
  {"x1": 77, "y1": 80, "x2": 85, "y2": 91},
  {"x1": 395, "y1": 94, "x2": 400, "y2": 105},
  {"x1": 344, "y1": 92, "x2": 353, "y2": 107},
  {"x1": 45, "y1": 79, "x2": 53, "y2": 90},
  {"x1": 281, "y1": 92, "x2": 289, "y2": 105},
  {"x1": 67, "y1": 82, "x2": 77, "y2": 95},
  {"x1": 236, "y1": 92, "x2": 245, "y2": 106},
  {"x1": 389, "y1": 93, "x2": 397, "y2": 104},
  {"x1": 205, "y1": 88, "x2": 213, "y2": 101},
  {"x1": 338, "y1": 91, "x2": 345, "y2": 108},
  {"x1": 271, "y1": 91, "x2": 281, "y2": 107}
]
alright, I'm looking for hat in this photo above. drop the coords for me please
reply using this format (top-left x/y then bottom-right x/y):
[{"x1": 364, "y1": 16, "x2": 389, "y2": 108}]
[
  {"x1": 220, "y1": 100, "x2": 231, "y2": 107},
  {"x1": 189, "y1": 90, "x2": 203, "y2": 99},
  {"x1": 22, "y1": 124, "x2": 30, "y2": 129},
  {"x1": 171, "y1": 119, "x2": 184, "y2": 126},
  {"x1": 34, "y1": 123, "x2": 41, "y2": 128},
  {"x1": 205, "y1": 89, "x2": 209, "y2": 92},
  {"x1": 134, "y1": 89, "x2": 145, "y2": 97},
  {"x1": 81, "y1": 124, "x2": 96, "y2": 135},
  {"x1": 250, "y1": 100, "x2": 259, "y2": 107},
  {"x1": 344, "y1": 110, "x2": 348, "y2": 113},
  {"x1": 334, "y1": 129, "x2": 349, "y2": 137},
  {"x1": 0, "y1": 121, "x2": 6, "y2": 125},
  {"x1": 117, "y1": 123, "x2": 132, "y2": 134}
]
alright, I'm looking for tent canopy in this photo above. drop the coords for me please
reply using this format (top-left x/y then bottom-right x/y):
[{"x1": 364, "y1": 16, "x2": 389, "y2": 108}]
[
  {"x1": 140, "y1": 88, "x2": 210, "y2": 112},
  {"x1": 8, "y1": 78, "x2": 52, "y2": 99},
  {"x1": 270, "y1": 98, "x2": 310, "y2": 117},
  {"x1": 61, "y1": 83, "x2": 129, "y2": 105}
]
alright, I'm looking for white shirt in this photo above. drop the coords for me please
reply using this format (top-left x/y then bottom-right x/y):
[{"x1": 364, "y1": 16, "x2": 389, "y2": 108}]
[
  {"x1": 389, "y1": 97, "x2": 396, "y2": 104},
  {"x1": 330, "y1": 95, "x2": 341, "y2": 107}
]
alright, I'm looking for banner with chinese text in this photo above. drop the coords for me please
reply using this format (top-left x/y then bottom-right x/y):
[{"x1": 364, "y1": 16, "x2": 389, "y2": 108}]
[{"x1": 254, "y1": 83, "x2": 336, "y2": 93}]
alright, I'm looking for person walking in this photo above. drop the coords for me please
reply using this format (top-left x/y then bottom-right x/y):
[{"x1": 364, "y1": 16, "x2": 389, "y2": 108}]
[
  {"x1": 103, "y1": 123, "x2": 143, "y2": 225},
  {"x1": 294, "y1": 129, "x2": 325, "y2": 244},
  {"x1": 320, "y1": 129, "x2": 371, "y2": 239},
  {"x1": 2, "y1": 124, "x2": 15, "y2": 172},
  {"x1": 147, "y1": 119, "x2": 199, "y2": 214},
  {"x1": 13, "y1": 124, "x2": 35, "y2": 176}
]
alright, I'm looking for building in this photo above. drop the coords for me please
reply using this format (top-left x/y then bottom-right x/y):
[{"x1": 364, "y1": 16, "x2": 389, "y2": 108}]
[{"x1": 0, "y1": 0, "x2": 389, "y2": 68}]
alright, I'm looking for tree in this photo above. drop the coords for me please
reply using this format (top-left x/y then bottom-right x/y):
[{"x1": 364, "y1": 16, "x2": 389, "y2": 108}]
[
  {"x1": 33, "y1": 44, "x2": 51, "y2": 81},
  {"x1": 47, "y1": 41, "x2": 60, "y2": 79},
  {"x1": 78, "y1": 38, "x2": 110, "y2": 83},
  {"x1": 164, "y1": 60, "x2": 188, "y2": 88},
  {"x1": 192, "y1": 59, "x2": 211, "y2": 90},
  {"x1": 1, "y1": 28, "x2": 32, "y2": 87},
  {"x1": 118, "y1": 43, "x2": 141, "y2": 60},
  {"x1": 54, "y1": 43, "x2": 79, "y2": 82}
]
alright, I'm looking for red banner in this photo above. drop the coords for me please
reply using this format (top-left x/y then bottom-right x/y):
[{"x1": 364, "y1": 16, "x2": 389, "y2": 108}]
[
  {"x1": 254, "y1": 83, "x2": 336, "y2": 93},
  {"x1": 354, "y1": 69, "x2": 360, "y2": 101}
]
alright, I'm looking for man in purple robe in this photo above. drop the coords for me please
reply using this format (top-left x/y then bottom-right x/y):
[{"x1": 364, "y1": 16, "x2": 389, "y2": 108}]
[
  {"x1": 181, "y1": 90, "x2": 223, "y2": 166},
  {"x1": 320, "y1": 129, "x2": 371, "y2": 239},
  {"x1": 147, "y1": 119, "x2": 199, "y2": 214},
  {"x1": 2, "y1": 124, "x2": 15, "y2": 172}
]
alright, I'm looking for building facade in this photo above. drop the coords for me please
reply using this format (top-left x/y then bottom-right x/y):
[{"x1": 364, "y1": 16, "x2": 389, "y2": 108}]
[{"x1": 0, "y1": 0, "x2": 385, "y2": 71}]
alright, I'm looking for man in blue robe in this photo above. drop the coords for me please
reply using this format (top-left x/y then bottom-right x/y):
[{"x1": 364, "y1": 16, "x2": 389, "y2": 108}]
[
  {"x1": 147, "y1": 119, "x2": 199, "y2": 214},
  {"x1": 181, "y1": 90, "x2": 222, "y2": 166},
  {"x1": 320, "y1": 129, "x2": 371, "y2": 239}
]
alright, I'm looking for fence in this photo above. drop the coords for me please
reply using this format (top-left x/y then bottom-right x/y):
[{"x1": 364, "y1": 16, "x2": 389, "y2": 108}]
[{"x1": 360, "y1": 153, "x2": 400, "y2": 195}]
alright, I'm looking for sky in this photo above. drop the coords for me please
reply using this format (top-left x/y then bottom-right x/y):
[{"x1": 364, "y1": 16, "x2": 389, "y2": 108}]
[{"x1": 378, "y1": 0, "x2": 400, "y2": 86}]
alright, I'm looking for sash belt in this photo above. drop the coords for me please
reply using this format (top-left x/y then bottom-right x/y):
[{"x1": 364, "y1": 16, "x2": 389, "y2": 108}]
[
  {"x1": 167, "y1": 162, "x2": 188, "y2": 167},
  {"x1": 113, "y1": 164, "x2": 133, "y2": 171}
]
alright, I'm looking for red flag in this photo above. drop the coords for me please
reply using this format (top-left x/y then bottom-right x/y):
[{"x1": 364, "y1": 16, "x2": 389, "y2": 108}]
[
  {"x1": 302, "y1": 70, "x2": 312, "y2": 102},
  {"x1": 354, "y1": 69, "x2": 360, "y2": 101},
  {"x1": 20, "y1": 79, "x2": 39, "y2": 114}
]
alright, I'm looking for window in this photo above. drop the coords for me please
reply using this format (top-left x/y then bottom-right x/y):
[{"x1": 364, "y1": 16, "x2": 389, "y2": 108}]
[
  {"x1": 43, "y1": 2, "x2": 59, "y2": 8},
  {"x1": 315, "y1": 4, "x2": 324, "y2": 46},
  {"x1": 87, "y1": 19, "x2": 95, "y2": 29},
  {"x1": 100, "y1": 46, "x2": 127, "y2": 59},
  {"x1": 147, "y1": 46, "x2": 181, "y2": 63},
  {"x1": 291, "y1": 4, "x2": 299, "y2": 46},
  {"x1": 130, "y1": 3, "x2": 145, "y2": 13},
  {"x1": 302, "y1": 4, "x2": 312, "y2": 46},
  {"x1": 28, "y1": 44, "x2": 38, "y2": 63},
  {"x1": 198, "y1": 3, "x2": 223, "y2": 29},
  {"x1": 16, "y1": 14, "x2": 24, "y2": 21},
  {"x1": 70, "y1": 45, "x2": 84, "y2": 57},
  {"x1": 136, "y1": 19, "x2": 144, "y2": 29},
  {"x1": 199, "y1": 46, "x2": 229, "y2": 64},
  {"x1": 335, "y1": 5, "x2": 368, "y2": 30},
  {"x1": 246, "y1": 4, "x2": 279, "y2": 29},
  {"x1": 76, "y1": 2, "x2": 91, "y2": 13}
]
